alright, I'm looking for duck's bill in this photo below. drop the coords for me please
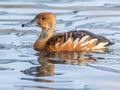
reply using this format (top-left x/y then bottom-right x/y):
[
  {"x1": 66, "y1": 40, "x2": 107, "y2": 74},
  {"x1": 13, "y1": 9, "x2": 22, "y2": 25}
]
[{"x1": 22, "y1": 19, "x2": 38, "y2": 27}]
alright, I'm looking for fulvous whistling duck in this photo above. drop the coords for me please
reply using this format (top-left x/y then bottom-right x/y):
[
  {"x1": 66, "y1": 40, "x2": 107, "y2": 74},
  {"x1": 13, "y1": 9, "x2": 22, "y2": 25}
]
[{"x1": 22, "y1": 12, "x2": 113, "y2": 52}]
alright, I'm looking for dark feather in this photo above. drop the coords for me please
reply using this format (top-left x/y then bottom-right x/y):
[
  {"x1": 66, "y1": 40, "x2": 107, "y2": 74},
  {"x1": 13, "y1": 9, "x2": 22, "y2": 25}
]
[{"x1": 47, "y1": 30, "x2": 113, "y2": 46}]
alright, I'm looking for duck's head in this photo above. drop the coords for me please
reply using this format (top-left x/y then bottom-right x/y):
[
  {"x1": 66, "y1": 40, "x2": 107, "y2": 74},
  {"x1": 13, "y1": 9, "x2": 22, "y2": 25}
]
[{"x1": 22, "y1": 12, "x2": 56, "y2": 31}]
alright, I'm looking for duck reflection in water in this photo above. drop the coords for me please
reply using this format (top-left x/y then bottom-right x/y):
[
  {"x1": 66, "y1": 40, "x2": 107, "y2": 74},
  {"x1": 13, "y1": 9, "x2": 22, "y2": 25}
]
[{"x1": 22, "y1": 51, "x2": 96, "y2": 79}]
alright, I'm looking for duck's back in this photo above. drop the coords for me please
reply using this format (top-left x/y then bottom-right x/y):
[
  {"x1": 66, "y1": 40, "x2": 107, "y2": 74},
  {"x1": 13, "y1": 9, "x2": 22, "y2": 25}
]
[{"x1": 46, "y1": 30, "x2": 113, "y2": 52}]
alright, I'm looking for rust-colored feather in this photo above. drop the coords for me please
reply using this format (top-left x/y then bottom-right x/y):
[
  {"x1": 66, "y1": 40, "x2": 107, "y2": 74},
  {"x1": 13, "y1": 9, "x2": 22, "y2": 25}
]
[{"x1": 46, "y1": 30, "x2": 110, "y2": 52}]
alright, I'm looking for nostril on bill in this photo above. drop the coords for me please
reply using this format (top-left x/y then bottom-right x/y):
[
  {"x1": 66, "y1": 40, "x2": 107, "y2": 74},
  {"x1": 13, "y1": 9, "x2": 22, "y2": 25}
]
[{"x1": 22, "y1": 24, "x2": 25, "y2": 27}]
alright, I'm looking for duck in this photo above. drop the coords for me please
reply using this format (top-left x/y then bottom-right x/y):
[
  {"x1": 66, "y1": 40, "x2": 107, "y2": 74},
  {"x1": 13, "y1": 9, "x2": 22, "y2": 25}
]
[{"x1": 22, "y1": 12, "x2": 113, "y2": 52}]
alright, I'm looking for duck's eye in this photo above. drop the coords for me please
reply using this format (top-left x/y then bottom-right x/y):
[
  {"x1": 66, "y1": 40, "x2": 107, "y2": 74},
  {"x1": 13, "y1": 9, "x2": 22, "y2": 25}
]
[{"x1": 41, "y1": 17, "x2": 45, "y2": 20}]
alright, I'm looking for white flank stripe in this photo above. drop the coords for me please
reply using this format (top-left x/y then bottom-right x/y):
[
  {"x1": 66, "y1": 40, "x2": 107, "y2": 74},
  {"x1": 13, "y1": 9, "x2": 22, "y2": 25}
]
[
  {"x1": 81, "y1": 39, "x2": 97, "y2": 47},
  {"x1": 79, "y1": 35, "x2": 90, "y2": 44},
  {"x1": 93, "y1": 41, "x2": 108, "y2": 49},
  {"x1": 61, "y1": 37, "x2": 73, "y2": 47},
  {"x1": 73, "y1": 38, "x2": 79, "y2": 48},
  {"x1": 55, "y1": 43, "x2": 60, "y2": 46}
]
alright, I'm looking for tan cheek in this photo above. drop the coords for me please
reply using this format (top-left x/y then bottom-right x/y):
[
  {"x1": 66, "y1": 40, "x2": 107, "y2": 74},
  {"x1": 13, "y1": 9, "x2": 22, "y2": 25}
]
[{"x1": 40, "y1": 22, "x2": 49, "y2": 30}]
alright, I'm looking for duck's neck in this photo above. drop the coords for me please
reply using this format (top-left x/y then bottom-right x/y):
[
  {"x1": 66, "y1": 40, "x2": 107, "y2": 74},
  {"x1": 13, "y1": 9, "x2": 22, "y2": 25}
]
[
  {"x1": 39, "y1": 28, "x2": 54, "y2": 39},
  {"x1": 33, "y1": 26, "x2": 55, "y2": 51}
]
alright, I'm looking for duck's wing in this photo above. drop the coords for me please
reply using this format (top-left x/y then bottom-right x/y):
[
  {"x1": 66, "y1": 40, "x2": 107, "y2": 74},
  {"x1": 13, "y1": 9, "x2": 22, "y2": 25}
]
[{"x1": 46, "y1": 30, "x2": 113, "y2": 52}]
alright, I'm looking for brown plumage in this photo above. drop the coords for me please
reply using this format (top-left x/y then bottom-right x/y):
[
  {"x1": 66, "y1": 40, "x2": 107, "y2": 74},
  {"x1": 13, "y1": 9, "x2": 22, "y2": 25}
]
[{"x1": 22, "y1": 12, "x2": 113, "y2": 53}]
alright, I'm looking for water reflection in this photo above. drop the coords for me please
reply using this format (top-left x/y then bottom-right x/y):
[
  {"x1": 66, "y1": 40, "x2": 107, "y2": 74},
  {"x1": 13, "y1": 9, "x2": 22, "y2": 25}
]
[
  {"x1": 37, "y1": 51, "x2": 96, "y2": 65},
  {"x1": 21, "y1": 77, "x2": 54, "y2": 83},
  {"x1": 22, "y1": 52, "x2": 96, "y2": 78},
  {"x1": 22, "y1": 63, "x2": 54, "y2": 77}
]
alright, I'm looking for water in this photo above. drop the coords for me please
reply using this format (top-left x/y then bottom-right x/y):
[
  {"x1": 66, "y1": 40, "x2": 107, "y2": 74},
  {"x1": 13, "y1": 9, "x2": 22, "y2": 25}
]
[{"x1": 0, "y1": 0, "x2": 120, "y2": 90}]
